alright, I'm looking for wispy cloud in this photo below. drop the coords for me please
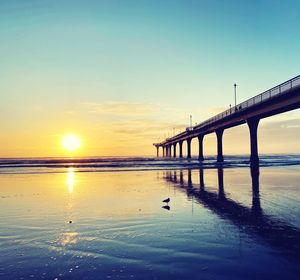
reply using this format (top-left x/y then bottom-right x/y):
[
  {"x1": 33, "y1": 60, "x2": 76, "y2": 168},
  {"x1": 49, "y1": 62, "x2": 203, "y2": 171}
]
[
  {"x1": 112, "y1": 119, "x2": 186, "y2": 136},
  {"x1": 261, "y1": 118, "x2": 300, "y2": 130},
  {"x1": 83, "y1": 102, "x2": 154, "y2": 116},
  {"x1": 81, "y1": 101, "x2": 189, "y2": 139}
]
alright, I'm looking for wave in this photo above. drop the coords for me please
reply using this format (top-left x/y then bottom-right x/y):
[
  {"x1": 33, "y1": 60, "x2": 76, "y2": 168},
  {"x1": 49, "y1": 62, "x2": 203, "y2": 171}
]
[{"x1": 0, "y1": 155, "x2": 300, "y2": 174}]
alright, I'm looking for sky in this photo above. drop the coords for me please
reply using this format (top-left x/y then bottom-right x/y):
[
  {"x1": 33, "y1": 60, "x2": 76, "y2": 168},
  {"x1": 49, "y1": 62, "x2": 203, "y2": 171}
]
[{"x1": 1, "y1": 0, "x2": 300, "y2": 157}]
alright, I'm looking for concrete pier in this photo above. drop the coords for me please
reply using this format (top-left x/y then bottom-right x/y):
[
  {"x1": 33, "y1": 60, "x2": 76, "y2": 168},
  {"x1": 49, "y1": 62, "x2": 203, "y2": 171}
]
[
  {"x1": 198, "y1": 135, "x2": 204, "y2": 161},
  {"x1": 173, "y1": 143, "x2": 177, "y2": 158},
  {"x1": 179, "y1": 141, "x2": 183, "y2": 158},
  {"x1": 187, "y1": 139, "x2": 192, "y2": 159},
  {"x1": 247, "y1": 118, "x2": 260, "y2": 164},
  {"x1": 216, "y1": 129, "x2": 224, "y2": 162},
  {"x1": 153, "y1": 75, "x2": 300, "y2": 163}
]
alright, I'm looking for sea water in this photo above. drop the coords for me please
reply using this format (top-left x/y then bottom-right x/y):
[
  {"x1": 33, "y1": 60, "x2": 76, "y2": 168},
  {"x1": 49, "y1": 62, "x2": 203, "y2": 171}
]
[{"x1": 0, "y1": 156, "x2": 299, "y2": 279}]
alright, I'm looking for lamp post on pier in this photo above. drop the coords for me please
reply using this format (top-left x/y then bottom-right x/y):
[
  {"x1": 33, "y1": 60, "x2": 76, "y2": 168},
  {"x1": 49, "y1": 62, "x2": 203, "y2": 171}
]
[{"x1": 234, "y1": 83, "x2": 237, "y2": 107}]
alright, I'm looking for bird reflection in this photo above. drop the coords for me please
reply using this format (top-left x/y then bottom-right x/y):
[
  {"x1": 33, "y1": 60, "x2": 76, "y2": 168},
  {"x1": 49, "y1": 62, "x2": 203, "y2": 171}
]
[
  {"x1": 67, "y1": 167, "x2": 75, "y2": 194},
  {"x1": 164, "y1": 165, "x2": 300, "y2": 260},
  {"x1": 162, "y1": 205, "x2": 171, "y2": 211}
]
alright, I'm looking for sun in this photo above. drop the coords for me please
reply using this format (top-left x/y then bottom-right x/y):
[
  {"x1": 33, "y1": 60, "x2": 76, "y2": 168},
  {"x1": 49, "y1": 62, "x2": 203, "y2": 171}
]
[{"x1": 62, "y1": 134, "x2": 81, "y2": 152}]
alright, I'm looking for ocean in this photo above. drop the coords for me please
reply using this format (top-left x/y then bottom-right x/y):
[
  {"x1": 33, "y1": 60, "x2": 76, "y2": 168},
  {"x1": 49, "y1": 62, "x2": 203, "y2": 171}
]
[
  {"x1": 1, "y1": 154, "x2": 300, "y2": 174},
  {"x1": 0, "y1": 155, "x2": 299, "y2": 279}
]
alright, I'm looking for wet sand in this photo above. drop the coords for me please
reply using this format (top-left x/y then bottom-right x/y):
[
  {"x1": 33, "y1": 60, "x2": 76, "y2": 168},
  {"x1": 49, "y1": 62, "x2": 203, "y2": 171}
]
[{"x1": 0, "y1": 166, "x2": 300, "y2": 279}]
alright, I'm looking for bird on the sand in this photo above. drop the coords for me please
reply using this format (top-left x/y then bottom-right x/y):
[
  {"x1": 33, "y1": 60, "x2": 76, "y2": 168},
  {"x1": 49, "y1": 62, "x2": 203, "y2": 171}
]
[{"x1": 162, "y1": 198, "x2": 170, "y2": 204}]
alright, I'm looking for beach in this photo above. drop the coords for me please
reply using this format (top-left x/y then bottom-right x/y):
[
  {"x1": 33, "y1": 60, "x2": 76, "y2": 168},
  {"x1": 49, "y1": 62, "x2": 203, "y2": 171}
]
[
  {"x1": 0, "y1": 156, "x2": 299, "y2": 279},
  {"x1": 2, "y1": 1, "x2": 300, "y2": 279}
]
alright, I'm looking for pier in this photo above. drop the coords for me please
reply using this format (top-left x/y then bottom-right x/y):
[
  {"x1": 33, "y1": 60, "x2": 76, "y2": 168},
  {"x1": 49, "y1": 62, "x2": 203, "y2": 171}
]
[{"x1": 154, "y1": 75, "x2": 300, "y2": 163}]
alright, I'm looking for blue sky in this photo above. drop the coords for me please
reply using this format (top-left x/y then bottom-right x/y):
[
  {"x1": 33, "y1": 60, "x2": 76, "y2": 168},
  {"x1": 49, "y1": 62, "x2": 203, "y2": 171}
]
[{"x1": 1, "y1": 0, "x2": 300, "y2": 156}]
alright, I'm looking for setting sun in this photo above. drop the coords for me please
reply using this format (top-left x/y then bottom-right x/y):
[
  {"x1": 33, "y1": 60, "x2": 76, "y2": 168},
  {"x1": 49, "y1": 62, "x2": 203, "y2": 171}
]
[{"x1": 62, "y1": 134, "x2": 81, "y2": 152}]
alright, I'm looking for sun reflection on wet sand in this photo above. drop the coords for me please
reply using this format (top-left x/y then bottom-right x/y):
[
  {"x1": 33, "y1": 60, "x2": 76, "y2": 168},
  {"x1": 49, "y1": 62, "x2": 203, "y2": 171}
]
[
  {"x1": 67, "y1": 167, "x2": 75, "y2": 194},
  {"x1": 60, "y1": 231, "x2": 78, "y2": 246},
  {"x1": 58, "y1": 168, "x2": 79, "y2": 247}
]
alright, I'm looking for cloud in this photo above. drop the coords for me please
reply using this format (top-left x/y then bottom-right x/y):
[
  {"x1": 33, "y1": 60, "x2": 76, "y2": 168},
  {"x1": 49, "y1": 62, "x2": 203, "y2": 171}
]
[
  {"x1": 111, "y1": 118, "x2": 186, "y2": 137},
  {"x1": 83, "y1": 101, "x2": 154, "y2": 116},
  {"x1": 81, "y1": 101, "x2": 189, "y2": 139},
  {"x1": 261, "y1": 118, "x2": 300, "y2": 130}
]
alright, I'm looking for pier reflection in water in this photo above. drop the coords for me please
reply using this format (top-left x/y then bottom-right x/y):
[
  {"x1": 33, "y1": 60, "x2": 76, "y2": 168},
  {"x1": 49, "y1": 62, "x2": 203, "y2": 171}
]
[{"x1": 164, "y1": 165, "x2": 300, "y2": 260}]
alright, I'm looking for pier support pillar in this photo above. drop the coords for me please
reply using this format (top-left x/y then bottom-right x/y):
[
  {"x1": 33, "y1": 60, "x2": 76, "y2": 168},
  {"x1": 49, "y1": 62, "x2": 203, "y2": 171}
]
[
  {"x1": 173, "y1": 143, "x2": 177, "y2": 158},
  {"x1": 198, "y1": 135, "x2": 204, "y2": 161},
  {"x1": 187, "y1": 139, "x2": 192, "y2": 159},
  {"x1": 216, "y1": 129, "x2": 224, "y2": 162},
  {"x1": 163, "y1": 146, "x2": 166, "y2": 157},
  {"x1": 179, "y1": 141, "x2": 183, "y2": 158},
  {"x1": 166, "y1": 146, "x2": 169, "y2": 157},
  {"x1": 156, "y1": 146, "x2": 159, "y2": 157},
  {"x1": 247, "y1": 118, "x2": 260, "y2": 165}
]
